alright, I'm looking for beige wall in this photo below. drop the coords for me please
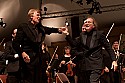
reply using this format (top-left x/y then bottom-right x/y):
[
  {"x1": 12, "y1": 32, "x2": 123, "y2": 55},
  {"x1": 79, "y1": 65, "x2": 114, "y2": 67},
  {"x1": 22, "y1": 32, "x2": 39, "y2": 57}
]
[{"x1": 0, "y1": 0, "x2": 40, "y2": 42}]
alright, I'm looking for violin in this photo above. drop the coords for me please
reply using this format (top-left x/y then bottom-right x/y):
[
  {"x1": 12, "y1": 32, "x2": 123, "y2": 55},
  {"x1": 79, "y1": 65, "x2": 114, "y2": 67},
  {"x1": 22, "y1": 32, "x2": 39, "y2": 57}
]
[
  {"x1": 66, "y1": 61, "x2": 74, "y2": 76},
  {"x1": 65, "y1": 56, "x2": 76, "y2": 76}
]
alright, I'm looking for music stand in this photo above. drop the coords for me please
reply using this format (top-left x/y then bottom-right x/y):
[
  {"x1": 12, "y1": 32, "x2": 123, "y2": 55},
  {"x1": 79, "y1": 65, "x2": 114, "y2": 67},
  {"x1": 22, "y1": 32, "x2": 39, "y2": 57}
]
[{"x1": 56, "y1": 73, "x2": 70, "y2": 83}]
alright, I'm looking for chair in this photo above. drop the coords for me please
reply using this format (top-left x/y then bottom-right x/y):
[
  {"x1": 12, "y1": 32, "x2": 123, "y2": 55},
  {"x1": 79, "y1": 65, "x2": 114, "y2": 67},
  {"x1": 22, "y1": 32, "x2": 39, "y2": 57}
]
[
  {"x1": 56, "y1": 73, "x2": 70, "y2": 83},
  {"x1": 0, "y1": 74, "x2": 7, "y2": 83}
]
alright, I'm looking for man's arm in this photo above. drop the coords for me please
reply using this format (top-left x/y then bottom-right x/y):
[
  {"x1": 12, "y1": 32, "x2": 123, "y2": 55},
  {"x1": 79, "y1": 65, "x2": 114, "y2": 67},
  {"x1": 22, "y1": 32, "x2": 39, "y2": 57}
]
[
  {"x1": 12, "y1": 24, "x2": 30, "y2": 63},
  {"x1": 2, "y1": 42, "x2": 18, "y2": 61},
  {"x1": 100, "y1": 32, "x2": 117, "y2": 71}
]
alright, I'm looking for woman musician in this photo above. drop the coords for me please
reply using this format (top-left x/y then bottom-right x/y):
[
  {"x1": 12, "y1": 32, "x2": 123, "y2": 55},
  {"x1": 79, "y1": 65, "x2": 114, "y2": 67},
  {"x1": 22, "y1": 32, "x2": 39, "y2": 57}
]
[{"x1": 59, "y1": 46, "x2": 76, "y2": 83}]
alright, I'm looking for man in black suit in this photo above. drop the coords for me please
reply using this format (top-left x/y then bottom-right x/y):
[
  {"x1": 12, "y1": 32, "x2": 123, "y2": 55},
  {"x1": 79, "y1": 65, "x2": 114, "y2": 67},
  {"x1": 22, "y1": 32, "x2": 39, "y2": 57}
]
[
  {"x1": 61, "y1": 16, "x2": 117, "y2": 83},
  {"x1": 100, "y1": 48, "x2": 114, "y2": 83},
  {"x1": 12, "y1": 8, "x2": 61, "y2": 83},
  {"x1": 2, "y1": 28, "x2": 20, "y2": 83}
]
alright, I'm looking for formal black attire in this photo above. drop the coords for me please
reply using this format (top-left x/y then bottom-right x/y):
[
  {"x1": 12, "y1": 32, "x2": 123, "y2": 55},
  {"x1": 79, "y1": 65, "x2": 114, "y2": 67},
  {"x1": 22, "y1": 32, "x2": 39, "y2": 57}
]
[
  {"x1": 0, "y1": 51, "x2": 6, "y2": 74},
  {"x1": 100, "y1": 48, "x2": 114, "y2": 83},
  {"x1": 40, "y1": 50, "x2": 51, "y2": 83},
  {"x1": 59, "y1": 55, "x2": 76, "y2": 83},
  {"x1": 12, "y1": 22, "x2": 60, "y2": 83},
  {"x1": 65, "y1": 30, "x2": 116, "y2": 83},
  {"x1": 2, "y1": 41, "x2": 19, "y2": 83},
  {"x1": 114, "y1": 50, "x2": 125, "y2": 83},
  {"x1": 119, "y1": 53, "x2": 125, "y2": 82}
]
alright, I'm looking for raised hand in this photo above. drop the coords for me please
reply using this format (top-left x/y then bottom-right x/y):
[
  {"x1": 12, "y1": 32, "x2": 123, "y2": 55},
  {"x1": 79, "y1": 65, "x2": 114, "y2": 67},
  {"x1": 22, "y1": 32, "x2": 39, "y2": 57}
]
[{"x1": 59, "y1": 27, "x2": 69, "y2": 35}]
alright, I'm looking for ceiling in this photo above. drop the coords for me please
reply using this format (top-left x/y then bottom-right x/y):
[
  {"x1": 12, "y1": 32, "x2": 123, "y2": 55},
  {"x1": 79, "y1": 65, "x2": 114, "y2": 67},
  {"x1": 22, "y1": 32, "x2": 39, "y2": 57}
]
[
  {"x1": 0, "y1": 0, "x2": 124, "y2": 44},
  {"x1": 42, "y1": 0, "x2": 125, "y2": 29},
  {"x1": 41, "y1": 0, "x2": 125, "y2": 43}
]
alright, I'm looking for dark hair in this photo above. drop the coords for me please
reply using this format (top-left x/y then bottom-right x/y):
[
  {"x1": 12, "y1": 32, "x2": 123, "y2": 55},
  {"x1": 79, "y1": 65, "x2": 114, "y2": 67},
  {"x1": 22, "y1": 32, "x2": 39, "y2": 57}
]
[
  {"x1": 64, "y1": 46, "x2": 71, "y2": 50},
  {"x1": 112, "y1": 40, "x2": 118, "y2": 45}
]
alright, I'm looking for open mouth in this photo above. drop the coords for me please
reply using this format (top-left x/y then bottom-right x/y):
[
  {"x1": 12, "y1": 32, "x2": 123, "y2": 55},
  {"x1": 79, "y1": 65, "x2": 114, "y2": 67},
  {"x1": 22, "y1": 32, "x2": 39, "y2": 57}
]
[{"x1": 85, "y1": 25, "x2": 90, "y2": 27}]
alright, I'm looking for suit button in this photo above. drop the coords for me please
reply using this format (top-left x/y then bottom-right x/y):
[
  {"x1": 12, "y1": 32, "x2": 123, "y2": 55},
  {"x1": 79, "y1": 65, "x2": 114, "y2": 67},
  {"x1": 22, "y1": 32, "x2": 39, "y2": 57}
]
[{"x1": 91, "y1": 54, "x2": 92, "y2": 56}]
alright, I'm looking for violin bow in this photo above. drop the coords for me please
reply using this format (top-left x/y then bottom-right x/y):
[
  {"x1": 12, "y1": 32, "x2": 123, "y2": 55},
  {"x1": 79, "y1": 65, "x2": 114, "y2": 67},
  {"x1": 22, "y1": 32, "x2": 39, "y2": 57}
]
[
  {"x1": 106, "y1": 23, "x2": 114, "y2": 38},
  {"x1": 118, "y1": 34, "x2": 122, "y2": 51},
  {"x1": 0, "y1": 38, "x2": 5, "y2": 45},
  {"x1": 46, "y1": 46, "x2": 58, "y2": 71},
  {"x1": 65, "y1": 56, "x2": 76, "y2": 65}
]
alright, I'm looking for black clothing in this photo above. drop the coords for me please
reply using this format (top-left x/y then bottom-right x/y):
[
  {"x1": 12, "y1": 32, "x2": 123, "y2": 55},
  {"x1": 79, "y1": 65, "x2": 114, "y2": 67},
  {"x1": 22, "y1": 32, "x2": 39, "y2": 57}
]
[
  {"x1": 100, "y1": 49, "x2": 114, "y2": 83},
  {"x1": 2, "y1": 41, "x2": 19, "y2": 83},
  {"x1": 65, "y1": 30, "x2": 116, "y2": 83},
  {"x1": 12, "y1": 22, "x2": 60, "y2": 83},
  {"x1": 114, "y1": 51, "x2": 125, "y2": 83},
  {"x1": 66, "y1": 30, "x2": 116, "y2": 70},
  {"x1": 40, "y1": 51, "x2": 51, "y2": 83},
  {"x1": 0, "y1": 51, "x2": 6, "y2": 74},
  {"x1": 59, "y1": 55, "x2": 76, "y2": 83}
]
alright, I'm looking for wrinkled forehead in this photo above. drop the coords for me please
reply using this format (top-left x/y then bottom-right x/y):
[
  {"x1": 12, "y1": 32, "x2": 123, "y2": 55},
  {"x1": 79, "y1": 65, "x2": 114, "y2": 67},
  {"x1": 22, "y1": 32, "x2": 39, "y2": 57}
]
[
  {"x1": 84, "y1": 18, "x2": 94, "y2": 23},
  {"x1": 113, "y1": 41, "x2": 119, "y2": 44},
  {"x1": 33, "y1": 11, "x2": 40, "y2": 15}
]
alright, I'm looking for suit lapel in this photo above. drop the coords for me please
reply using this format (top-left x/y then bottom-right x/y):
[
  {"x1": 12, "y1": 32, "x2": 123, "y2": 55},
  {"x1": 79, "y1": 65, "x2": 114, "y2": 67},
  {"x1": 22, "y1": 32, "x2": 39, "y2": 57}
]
[
  {"x1": 23, "y1": 23, "x2": 37, "y2": 42},
  {"x1": 90, "y1": 31, "x2": 97, "y2": 48},
  {"x1": 81, "y1": 33, "x2": 87, "y2": 45},
  {"x1": 28, "y1": 24, "x2": 38, "y2": 38}
]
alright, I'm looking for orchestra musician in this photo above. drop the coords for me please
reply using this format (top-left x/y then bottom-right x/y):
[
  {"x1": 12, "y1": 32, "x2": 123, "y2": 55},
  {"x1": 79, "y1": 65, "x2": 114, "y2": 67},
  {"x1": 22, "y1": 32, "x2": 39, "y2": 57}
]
[
  {"x1": 46, "y1": 46, "x2": 60, "y2": 83},
  {"x1": 2, "y1": 28, "x2": 19, "y2": 83},
  {"x1": 120, "y1": 40, "x2": 125, "y2": 81},
  {"x1": 112, "y1": 40, "x2": 125, "y2": 83},
  {"x1": 40, "y1": 42, "x2": 51, "y2": 83},
  {"x1": 59, "y1": 46, "x2": 76, "y2": 83}
]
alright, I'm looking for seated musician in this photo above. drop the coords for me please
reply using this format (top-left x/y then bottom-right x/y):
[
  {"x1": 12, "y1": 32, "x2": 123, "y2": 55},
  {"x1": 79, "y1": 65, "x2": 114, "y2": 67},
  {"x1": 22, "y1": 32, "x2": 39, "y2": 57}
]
[
  {"x1": 49, "y1": 54, "x2": 60, "y2": 83},
  {"x1": 59, "y1": 46, "x2": 76, "y2": 83},
  {"x1": 46, "y1": 46, "x2": 60, "y2": 83},
  {"x1": 40, "y1": 42, "x2": 51, "y2": 83}
]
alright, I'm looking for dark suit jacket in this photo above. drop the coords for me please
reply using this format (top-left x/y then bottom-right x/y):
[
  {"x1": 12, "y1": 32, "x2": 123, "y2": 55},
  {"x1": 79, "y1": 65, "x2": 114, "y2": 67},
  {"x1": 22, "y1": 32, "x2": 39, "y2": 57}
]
[
  {"x1": 66, "y1": 30, "x2": 116, "y2": 71},
  {"x1": 2, "y1": 41, "x2": 19, "y2": 72},
  {"x1": 102, "y1": 49, "x2": 112, "y2": 69},
  {"x1": 12, "y1": 22, "x2": 60, "y2": 65}
]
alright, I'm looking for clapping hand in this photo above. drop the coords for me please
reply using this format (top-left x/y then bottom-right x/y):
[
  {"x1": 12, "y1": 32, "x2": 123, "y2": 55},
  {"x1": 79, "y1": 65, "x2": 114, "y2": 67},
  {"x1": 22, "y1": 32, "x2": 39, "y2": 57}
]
[{"x1": 59, "y1": 27, "x2": 69, "y2": 35}]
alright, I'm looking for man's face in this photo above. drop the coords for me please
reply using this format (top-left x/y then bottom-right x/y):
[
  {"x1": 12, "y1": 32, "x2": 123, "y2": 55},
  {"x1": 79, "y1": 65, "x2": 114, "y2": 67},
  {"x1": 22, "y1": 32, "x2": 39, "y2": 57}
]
[
  {"x1": 31, "y1": 11, "x2": 41, "y2": 24},
  {"x1": 113, "y1": 41, "x2": 119, "y2": 50},
  {"x1": 82, "y1": 18, "x2": 95, "y2": 32}
]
